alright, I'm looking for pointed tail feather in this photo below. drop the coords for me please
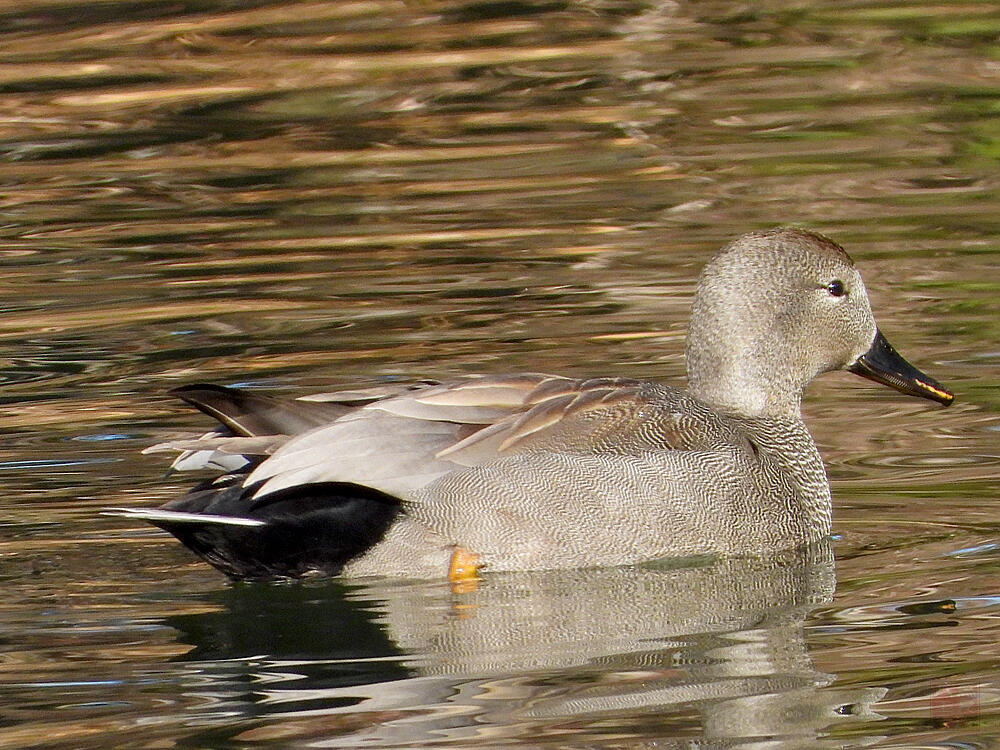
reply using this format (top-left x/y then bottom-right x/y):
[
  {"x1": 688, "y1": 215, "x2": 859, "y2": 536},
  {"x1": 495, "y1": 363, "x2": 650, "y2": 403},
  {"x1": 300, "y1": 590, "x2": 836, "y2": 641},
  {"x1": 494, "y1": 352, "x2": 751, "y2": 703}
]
[
  {"x1": 170, "y1": 384, "x2": 350, "y2": 437},
  {"x1": 104, "y1": 507, "x2": 266, "y2": 527}
]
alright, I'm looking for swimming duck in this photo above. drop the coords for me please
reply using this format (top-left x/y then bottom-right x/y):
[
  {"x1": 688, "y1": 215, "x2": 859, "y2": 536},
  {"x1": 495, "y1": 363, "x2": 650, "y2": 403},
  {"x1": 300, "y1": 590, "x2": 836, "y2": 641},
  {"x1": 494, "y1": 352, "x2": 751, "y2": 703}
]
[{"x1": 112, "y1": 228, "x2": 953, "y2": 580}]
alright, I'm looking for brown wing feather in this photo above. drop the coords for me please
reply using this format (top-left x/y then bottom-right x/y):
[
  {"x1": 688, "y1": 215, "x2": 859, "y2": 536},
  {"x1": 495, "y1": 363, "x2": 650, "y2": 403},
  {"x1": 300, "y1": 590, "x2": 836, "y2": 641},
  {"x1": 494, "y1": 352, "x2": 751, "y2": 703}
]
[
  {"x1": 296, "y1": 380, "x2": 441, "y2": 405},
  {"x1": 438, "y1": 379, "x2": 673, "y2": 462},
  {"x1": 365, "y1": 373, "x2": 560, "y2": 424}
]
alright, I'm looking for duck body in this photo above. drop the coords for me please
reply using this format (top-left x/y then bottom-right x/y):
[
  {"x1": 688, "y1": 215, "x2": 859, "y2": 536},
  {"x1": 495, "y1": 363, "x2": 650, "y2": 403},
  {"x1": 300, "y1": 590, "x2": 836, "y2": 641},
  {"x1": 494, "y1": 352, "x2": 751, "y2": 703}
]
[
  {"x1": 114, "y1": 229, "x2": 952, "y2": 580},
  {"x1": 337, "y1": 376, "x2": 834, "y2": 577}
]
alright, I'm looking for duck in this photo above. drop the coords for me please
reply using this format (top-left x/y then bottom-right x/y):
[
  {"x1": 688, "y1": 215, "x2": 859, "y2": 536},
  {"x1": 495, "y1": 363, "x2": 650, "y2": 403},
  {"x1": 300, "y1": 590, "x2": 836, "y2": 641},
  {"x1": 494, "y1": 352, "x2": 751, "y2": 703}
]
[{"x1": 110, "y1": 228, "x2": 953, "y2": 581}]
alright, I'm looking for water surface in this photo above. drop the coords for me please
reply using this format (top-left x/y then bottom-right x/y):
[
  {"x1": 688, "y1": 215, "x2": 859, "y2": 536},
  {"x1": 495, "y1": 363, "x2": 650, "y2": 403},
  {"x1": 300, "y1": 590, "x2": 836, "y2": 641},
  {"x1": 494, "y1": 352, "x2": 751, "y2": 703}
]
[{"x1": 1, "y1": 1, "x2": 998, "y2": 748}]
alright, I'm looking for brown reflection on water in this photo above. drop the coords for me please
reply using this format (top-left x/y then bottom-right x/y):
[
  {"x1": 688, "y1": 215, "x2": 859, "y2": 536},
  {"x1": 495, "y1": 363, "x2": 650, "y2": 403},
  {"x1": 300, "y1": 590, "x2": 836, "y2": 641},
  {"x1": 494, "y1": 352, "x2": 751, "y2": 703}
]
[{"x1": 0, "y1": 1, "x2": 998, "y2": 748}]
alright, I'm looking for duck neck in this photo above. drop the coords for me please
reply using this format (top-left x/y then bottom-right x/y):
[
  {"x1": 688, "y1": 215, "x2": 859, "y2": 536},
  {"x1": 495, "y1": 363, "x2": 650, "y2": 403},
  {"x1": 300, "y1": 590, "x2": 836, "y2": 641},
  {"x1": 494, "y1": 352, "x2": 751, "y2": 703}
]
[
  {"x1": 685, "y1": 358, "x2": 805, "y2": 420},
  {"x1": 684, "y1": 278, "x2": 811, "y2": 420}
]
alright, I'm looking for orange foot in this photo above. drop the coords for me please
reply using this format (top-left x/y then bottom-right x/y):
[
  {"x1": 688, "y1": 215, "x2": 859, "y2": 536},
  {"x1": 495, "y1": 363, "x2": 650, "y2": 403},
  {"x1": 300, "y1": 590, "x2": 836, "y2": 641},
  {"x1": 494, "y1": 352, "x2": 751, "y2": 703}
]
[{"x1": 448, "y1": 546, "x2": 482, "y2": 593}]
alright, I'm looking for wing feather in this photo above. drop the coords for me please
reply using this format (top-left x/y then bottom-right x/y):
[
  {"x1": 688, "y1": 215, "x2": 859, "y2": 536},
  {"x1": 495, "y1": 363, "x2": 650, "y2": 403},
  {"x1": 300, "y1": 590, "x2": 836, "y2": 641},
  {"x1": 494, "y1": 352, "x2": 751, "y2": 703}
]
[{"x1": 155, "y1": 375, "x2": 731, "y2": 507}]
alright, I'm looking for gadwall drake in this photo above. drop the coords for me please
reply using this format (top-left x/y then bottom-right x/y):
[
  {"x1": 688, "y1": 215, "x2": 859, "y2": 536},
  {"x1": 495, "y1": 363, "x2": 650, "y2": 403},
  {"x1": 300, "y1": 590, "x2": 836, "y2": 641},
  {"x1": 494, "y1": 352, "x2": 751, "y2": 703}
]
[{"x1": 112, "y1": 228, "x2": 953, "y2": 580}]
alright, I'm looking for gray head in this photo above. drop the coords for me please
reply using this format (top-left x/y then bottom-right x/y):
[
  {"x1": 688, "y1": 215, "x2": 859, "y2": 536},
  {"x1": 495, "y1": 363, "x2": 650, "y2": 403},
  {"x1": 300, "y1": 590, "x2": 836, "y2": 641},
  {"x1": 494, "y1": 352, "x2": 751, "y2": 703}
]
[{"x1": 686, "y1": 228, "x2": 953, "y2": 418}]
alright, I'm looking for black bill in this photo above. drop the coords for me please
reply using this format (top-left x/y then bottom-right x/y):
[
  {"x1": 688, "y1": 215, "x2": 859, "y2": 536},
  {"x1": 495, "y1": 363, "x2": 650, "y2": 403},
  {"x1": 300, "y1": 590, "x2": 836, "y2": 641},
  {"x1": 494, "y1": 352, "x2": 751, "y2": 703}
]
[{"x1": 847, "y1": 329, "x2": 953, "y2": 405}]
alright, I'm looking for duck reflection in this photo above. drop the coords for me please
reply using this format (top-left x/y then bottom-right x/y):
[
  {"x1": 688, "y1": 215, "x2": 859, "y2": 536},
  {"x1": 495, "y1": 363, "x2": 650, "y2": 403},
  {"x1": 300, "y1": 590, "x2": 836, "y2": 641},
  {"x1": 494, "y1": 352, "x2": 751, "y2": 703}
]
[{"x1": 165, "y1": 540, "x2": 885, "y2": 746}]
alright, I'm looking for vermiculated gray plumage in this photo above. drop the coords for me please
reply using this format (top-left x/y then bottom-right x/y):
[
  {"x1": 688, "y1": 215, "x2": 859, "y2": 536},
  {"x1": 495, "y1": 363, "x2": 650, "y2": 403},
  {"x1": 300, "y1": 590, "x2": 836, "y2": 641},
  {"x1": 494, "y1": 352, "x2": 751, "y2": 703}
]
[{"x1": 111, "y1": 228, "x2": 953, "y2": 580}]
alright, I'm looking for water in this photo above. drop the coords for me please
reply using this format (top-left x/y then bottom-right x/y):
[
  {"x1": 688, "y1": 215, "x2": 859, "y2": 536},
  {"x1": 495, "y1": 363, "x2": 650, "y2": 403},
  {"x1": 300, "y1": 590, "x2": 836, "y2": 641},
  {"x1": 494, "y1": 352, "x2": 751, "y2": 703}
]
[{"x1": 1, "y1": 0, "x2": 997, "y2": 747}]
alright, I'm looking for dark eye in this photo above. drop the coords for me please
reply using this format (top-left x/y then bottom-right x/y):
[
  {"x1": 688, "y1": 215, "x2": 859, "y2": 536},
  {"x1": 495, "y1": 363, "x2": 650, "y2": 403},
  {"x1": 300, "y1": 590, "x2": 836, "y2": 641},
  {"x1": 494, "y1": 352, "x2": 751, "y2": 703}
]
[{"x1": 826, "y1": 279, "x2": 846, "y2": 297}]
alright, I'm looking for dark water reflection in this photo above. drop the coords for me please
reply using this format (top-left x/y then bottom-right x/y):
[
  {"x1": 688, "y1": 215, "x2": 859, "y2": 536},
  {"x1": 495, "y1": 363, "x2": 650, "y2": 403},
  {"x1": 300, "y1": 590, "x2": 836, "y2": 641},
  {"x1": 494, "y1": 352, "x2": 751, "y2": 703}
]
[
  {"x1": 1, "y1": 0, "x2": 998, "y2": 748},
  {"x1": 144, "y1": 545, "x2": 846, "y2": 746}
]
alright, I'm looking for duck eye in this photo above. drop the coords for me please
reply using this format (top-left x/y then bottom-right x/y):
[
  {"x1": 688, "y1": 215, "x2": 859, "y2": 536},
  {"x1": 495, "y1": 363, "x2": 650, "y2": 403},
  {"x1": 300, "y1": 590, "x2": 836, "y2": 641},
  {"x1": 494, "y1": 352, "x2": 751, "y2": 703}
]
[{"x1": 826, "y1": 279, "x2": 846, "y2": 297}]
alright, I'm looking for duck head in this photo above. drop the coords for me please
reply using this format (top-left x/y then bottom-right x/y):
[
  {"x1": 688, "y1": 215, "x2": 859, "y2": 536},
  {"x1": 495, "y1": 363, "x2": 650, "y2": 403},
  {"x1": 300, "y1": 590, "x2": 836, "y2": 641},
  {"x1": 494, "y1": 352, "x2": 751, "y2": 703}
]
[{"x1": 685, "y1": 228, "x2": 953, "y2": 419}]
